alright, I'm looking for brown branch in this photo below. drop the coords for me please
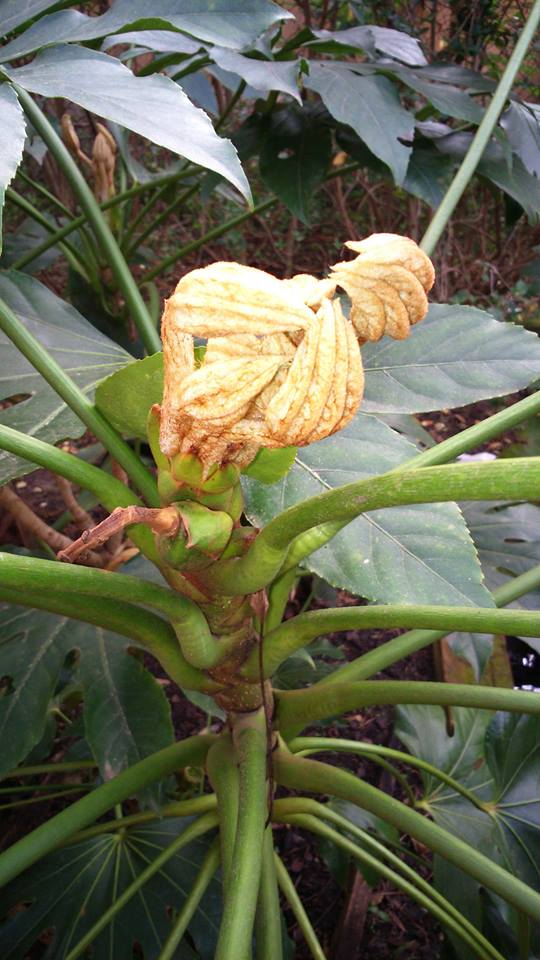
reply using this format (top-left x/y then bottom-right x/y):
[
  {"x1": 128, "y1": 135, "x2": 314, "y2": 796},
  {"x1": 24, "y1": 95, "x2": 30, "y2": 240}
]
[
  {"x1": 57, "y1": 505, "x2": 179, "y2": 563},
  {"x1": 55, "y1": 477, "x2": 95, "y2": 531},
  {"x1": 0, "y1": 485, "x2": 102, "y2": 566}
]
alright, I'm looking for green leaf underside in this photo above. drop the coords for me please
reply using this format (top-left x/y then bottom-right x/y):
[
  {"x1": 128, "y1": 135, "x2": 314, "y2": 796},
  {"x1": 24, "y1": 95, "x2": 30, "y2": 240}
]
[
  {"x1": 361, "y1": 303, "x2": 540, "y2": 414},
  {"x1": 6, "y1": 45, "x2": 250, "y2": 200},
  {"x1": 0, "y1": 270, "x2": 131, "y2": 484},
  {"x1": 395, "y1": 706, "x2": 540, "y2": 955},
  {"x1": 0, "y1": 603, "x2": 173, "y2": 792},
  {"x1": 304, "y1": 64, "x2": 414, "y2": 185},
  {"x1": 0, "y1": 818, "x2": 220, "y2": 960},
  {"x1": 243, "y1": 413, "x2": 493, "y2": 606},
  {"x1": 0, "y1": 85, "x2": 26, "y2": 256}
]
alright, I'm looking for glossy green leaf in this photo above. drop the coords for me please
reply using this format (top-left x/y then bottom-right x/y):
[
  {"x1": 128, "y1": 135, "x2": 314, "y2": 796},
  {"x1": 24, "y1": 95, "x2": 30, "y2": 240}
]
[
  {"x1": 259, "y1": 107, "x2": 332, "y2": 221},
  {"x1": 0, "y1": 818, "x2": 220, "y2": 960},
  {"x1": 361, "y1": 303, "x2": 540, "y2": 414},
  {"x1": 0, "y1": 271, "x2": 131, "y2": 484},
  {"x1": 305, "y1": 63, "x2": 414, "y2": 185},
  {"x1": 95, "y1": 353, "x2": 164, "y2": 439},
  {"x1": 243, "y1": 413, "x2": 493, "y2": 606},
  {"x1": 0, "y1": 602, "x2": 173, "y2": 789},
  {"x1": 0, "y1": 85, "x2": 26, "y2": 255},
  {"x1": 403, "y1": 146, "x2": 455, "y2": 207},
  {"x1": 0, "y1": 0, "x2": 59, "y2": 35},
  {"x1": 6, "y1": 45, "x2": 250, "y2": 201},
  {"x1": 0, "y1": 0, "x2": 290, "y2": 60},
  {"x1": 211, "y1": 48, "x2": 301, "y2": 102},
  {"x1": 312, "y1": 26, "x2": 427, "y2": 66},
  {"x1": 500, "y1": 101, "x2": 540, "y2": 178},
  {"x1": 242, "y1": 445, "x2": 297, "y2": 484}
]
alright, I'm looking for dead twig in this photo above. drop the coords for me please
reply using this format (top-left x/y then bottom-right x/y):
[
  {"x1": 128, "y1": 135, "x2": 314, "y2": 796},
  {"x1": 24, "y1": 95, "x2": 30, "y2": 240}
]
[
  {"x1": 0, "y1": 485, "x2": 103, "y2": 567},
  {"x1": 57, "y1": 505, "x2": 179, "y2": 564}
]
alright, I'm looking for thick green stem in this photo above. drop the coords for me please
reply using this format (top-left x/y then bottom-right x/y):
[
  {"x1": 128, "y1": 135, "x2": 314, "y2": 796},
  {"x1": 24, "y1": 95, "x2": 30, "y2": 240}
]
[
  {"x1": 0, "y1": 423, "x2": 157, "y2": 557},
  {"x1": 246, "y1": 604, "x2": 540, "y2": 680},
  {"x1": 125, "y1": 182, "x2": 199, "y2": 259},
  {"x1": 0, "y1": 585, "x2": 217, "y2": 693},
  {"x1": 157, "y1": 840, "x2": 221, "y2": 960},
  {"x1": 274, "y1": 797, "x2": 504, "y2": 960},
  {"x1": 255, "y1": 827, "x2": 283, "y2": 960},
  {"x1": 274, "y1": 752, "x2": 540, "y2": 923},
  {"x1": 288, "y1": 739, "x2": 489, "y2": 813},
  {"x1": 215, "y1": 709, "x2": 268, "y2": 960},
  {"x1": 0, "y1": 297, "x2": 159, "y2": 505},
  {"x1": 16, "y1": 88, "x2": 161, "y2": 354},
  {"x1": 316, "y1": 561, "x2": 540, "y2": 687},
  {"x1": 276, "y1": 680, "x2": 540, "y2": 738},
  {"x1": 68, "y1": 796, "x2": 218, "y2": 844},
  {"x1": 207, "y1": 458, "x2": 540, "y2": 595},
  {"x1": 206, "y1": 734, "x2": 240, "y2": 886},
  {"x1": 0, "y1": 734, "x2": 216, "y2": 887},
  {"x1": 279, "y1": 812, "x2": 497, "y2": 960},
  {"x1": 274, "y1": 853, "x2": 327, "y2": 960},
  {"x1": 420, "y1": 0, "x2": 540, "y2": 256},
  {"x1": 65, "y1": 812, "x2": 219, "y2": 960},
  {"x1": 0, "y1": 552, "x2": 232, "y2": 670}
]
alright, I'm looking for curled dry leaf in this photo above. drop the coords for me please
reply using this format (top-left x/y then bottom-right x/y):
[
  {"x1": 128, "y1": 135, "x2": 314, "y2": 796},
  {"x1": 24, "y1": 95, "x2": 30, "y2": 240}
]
[
  {"x1": 330, "y1": 233, "x2": 434, "y2": 342},
  {"x1": 159, "y1": 235, "x2": 434, "y2": 473}
]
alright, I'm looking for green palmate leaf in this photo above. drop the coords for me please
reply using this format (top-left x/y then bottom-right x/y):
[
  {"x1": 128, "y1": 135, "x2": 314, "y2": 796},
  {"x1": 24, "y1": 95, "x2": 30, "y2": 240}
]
[
  {"x1": 500, "y1": 101, "x2": 540, "y2": 178},
  {"x1": 6, "y1": 45, "x2": 250, "y2": 201},
  {"x1": 402, "y1": 147, "x2": 455, "y2": 207},
  {"x1": 259, "y1": 108, "x2": 332, "y2": 222},
  {"x1": 395, "y1": 706, "x2": 540, "y2": 958},
  {"x1": 0, "y1": 270, "x2": 131, "y2": 484},
  {"x1": 243, "y1": 413, "x2": 493, "y2": 606},
  {"x1": 304, "y1": 63, "x2": 414, "y2": 185},
  {"x1": 0, "y1": 818, "x2": 220, "y2": 960},
  {"x1": 361, "y1": 303, "x2": 540, "y2": 413},
  {"x1": 0, "y1": 84, "x2": 26, "y2": 255},
  {"x1": 0, "y1": 603, "x2": 173, "y2": 792},
  {"x1": 0, "y1": 0, "x2": 290, "y2": 60},
  {"x1": 95, "y1": 352, "x2": 164, "y2": 438}
]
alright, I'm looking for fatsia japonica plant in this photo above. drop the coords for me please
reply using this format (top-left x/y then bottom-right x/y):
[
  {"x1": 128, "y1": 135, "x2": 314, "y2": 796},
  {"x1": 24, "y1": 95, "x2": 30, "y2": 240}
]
[{"x1": 2, "y1": 4, "x2": 540, "y2": 960}]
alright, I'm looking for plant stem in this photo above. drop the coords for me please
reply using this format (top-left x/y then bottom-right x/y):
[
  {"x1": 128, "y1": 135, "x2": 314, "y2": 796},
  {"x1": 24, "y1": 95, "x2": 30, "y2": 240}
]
[
  {"x1": 0, "y1": 423, "x2": 157, "y2": 558},
  {"x1": 276, "y1": 680, "x2": 540, "y2": 737},
  {"x1": 0, "y1": 297, "x2": 159, "y2": 505},
  {"x1": 141, "y1": 198, "x2": 276, "y2": 284},
  {"x1": 207, "y1": 458, "x2": 540, "y2": 594},
  {"x1": 125, "y1": 182, "x2": 200, "y2": 259},
  {"x1": 420, "y1": 0, "x2": 540, "y2": 255},
  {"x1": 245, "y1": 604, "x2": 540, "y2": 680},
  {"x1": 317, "y1": 560, "x2": 540, "y2": 687},
  {"x1": 274, "y1": 796, "x2": 504, "y2": 960},
  {"x1": 16, "y1": 88, "x2": 161, "y2": 354},
  {"x1": 6, "y1": 187, "x2": 89, "y2": 275},
  {"x1": 215, "y1": 709, "x2": 268, "y2": 960},
  {"x1": 3, "y1": 760, "x2": 97, "y2": 779},
  {"x1": 0, "y1": 585, "x2": 216, "y2": 693},
  {"x1": 274, "y1": 752, "x2": 540, "y2": 923},
  {"x1": 274, "y1": 853, "x2": 327, "y2": 960},
  {"x1": 280, "y1": 812, "x2": 496, "y2": 960},
  {"x1": 157, "y1": 839, "x2": 221, "y2": 960},
  {"x1": 206, "y1": 734, "x2": 240, "y2": 886},
  {"x1": 10, "y1": 170, "x2": 194, "y2": 272},
  {"x1": 0, "y1": 734, "x2": 215, "y2": 888},
  {"x1": 288, "y1": 739, "x2": 489, "y2": 813},
  {"x1": 255, "y1": 827, "x2": 283, "y2": 960},
  {"x1": 68, "y1": 795, "x2": 218, "y2": 844},
  {"x1": 64, "y1": 812, "x2": 219, "y2": 960}
]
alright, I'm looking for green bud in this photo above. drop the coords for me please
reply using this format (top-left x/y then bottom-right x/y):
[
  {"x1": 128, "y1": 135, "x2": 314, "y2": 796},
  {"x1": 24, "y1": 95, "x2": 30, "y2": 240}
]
[
  {"x1": 177, "y1": 502, "x2": 233, "y2": 557},
  {"x1": 242, "y1": 445, "x2": 297, "y2": 483},
  {"x1": 171, "y1": 452, "x2": 205, "y2": 487}
]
